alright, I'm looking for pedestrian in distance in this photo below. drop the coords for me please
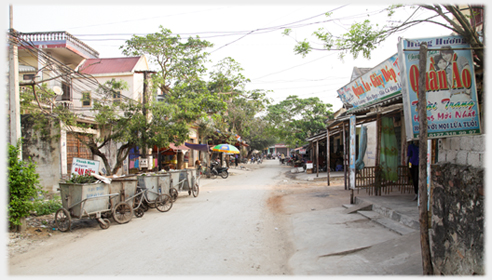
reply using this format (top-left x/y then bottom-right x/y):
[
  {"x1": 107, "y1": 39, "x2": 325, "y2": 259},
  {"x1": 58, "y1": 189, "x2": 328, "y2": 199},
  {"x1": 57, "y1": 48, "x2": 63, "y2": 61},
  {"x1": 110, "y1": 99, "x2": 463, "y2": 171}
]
[{"x1": 407, "y1": 140, "x2": 419, "y2": 201}]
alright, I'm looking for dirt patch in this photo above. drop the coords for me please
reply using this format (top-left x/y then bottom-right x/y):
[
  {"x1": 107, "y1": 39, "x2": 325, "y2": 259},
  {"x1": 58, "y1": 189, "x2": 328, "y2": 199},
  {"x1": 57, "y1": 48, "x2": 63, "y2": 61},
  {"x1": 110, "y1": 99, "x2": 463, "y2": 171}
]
[
  {"x1": 266, "y1": 195, "x2": 284, "y2": 214},
  {"x1": 7, "y1": 213, "x2": 101, "y2": 258}
]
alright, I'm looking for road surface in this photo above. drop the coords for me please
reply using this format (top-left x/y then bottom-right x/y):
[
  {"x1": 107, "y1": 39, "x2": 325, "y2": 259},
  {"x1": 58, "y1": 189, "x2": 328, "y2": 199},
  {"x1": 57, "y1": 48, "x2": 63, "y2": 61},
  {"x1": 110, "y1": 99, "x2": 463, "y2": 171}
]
[{"x1": 9, "y1": 160, "x2": 293, "y2": 275}]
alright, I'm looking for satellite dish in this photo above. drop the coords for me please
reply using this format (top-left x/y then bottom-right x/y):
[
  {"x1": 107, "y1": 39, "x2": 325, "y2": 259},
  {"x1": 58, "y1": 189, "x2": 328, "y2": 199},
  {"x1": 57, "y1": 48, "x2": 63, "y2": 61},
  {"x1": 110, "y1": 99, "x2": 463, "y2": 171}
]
[{"x1": 53, "y1": 86, "x2": 63, "y2": 96}]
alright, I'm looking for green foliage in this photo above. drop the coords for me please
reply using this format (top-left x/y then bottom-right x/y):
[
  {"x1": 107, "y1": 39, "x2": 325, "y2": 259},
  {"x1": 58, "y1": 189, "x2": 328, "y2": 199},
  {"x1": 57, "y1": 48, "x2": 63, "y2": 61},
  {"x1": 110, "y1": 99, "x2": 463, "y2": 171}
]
[
  {"x1": 285, "y1": 4, "x2": 484, "y2": 69},
  {"x1": 8, "y1": 142, "x2": 41, "y2": 227},
  {"x1": 65, "y1": 174, "x2": 98, "y2": 184},
  {"x1": 32, "y1": 196, "x2": 62, "y2": 216},
  {"x1": 265, "y1": 95, "x2": 333, "y2": 147}
]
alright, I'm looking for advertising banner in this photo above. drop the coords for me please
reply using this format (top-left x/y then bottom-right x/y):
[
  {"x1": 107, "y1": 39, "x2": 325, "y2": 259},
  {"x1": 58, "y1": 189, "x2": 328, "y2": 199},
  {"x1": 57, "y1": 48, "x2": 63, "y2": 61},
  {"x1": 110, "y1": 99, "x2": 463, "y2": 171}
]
[
  {"x1": 337, "y1": 54, "x2": 401, "y2": 109},
  {"x1": 398, "y1": 35, "x2": 481, "y2": 140},
  {"x1": 71, "y1": 157, "x2": 100, "y2": 177}
]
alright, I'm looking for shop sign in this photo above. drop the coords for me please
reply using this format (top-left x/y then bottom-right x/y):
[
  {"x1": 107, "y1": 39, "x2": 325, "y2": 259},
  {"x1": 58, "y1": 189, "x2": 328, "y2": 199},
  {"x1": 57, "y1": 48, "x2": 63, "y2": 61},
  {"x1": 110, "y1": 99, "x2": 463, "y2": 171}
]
[
  {"x1": 71, "y1": 157, "x2": 100, "y2": 177},
  {"x1": 337, "y1": 54, "x2": 401, "y2": 109},
  {"x1": 398, "y1": 35, "x2": 481, "y2": 140}
]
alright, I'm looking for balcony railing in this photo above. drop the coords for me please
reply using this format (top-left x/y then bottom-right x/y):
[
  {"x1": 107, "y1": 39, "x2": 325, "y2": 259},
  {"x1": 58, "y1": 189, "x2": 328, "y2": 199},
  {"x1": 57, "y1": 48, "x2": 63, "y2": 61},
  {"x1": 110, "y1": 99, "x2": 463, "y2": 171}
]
[{"x1": 17, "y1": 31, "x2": 99, "y2": 58}]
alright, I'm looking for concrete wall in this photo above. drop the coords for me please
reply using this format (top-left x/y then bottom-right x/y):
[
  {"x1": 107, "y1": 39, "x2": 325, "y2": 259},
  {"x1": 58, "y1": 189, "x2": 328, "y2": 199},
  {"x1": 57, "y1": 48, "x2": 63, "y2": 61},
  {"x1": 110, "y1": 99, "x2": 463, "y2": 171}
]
[
  {"x1": 430, "y1": 134, "x2": 485, "y2": 275},
  {"x1": 20, "y1": 115, "x2": 62, "y2": 194}
]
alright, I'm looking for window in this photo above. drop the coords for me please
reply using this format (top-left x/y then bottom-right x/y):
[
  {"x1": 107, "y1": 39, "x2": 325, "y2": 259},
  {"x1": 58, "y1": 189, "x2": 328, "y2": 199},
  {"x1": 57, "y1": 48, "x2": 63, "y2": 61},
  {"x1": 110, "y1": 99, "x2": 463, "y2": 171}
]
[
  {"x1": 23, "y1": 74, "x2": 35, "y2": 81},
  {"x1": 61, "y1": 82, "x2": 71, "y2": 101},
  {"x1": 113, "y1": 91, "x2": 121, "y2": 104},
  {"x1": 82, "y1": 92, "x2": 91, "y2": 107}
]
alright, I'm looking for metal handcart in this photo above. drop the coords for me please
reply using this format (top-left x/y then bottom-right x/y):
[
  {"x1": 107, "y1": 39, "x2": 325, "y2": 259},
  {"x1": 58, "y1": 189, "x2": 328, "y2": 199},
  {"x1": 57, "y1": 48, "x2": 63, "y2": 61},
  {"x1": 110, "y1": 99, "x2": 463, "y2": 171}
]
[
  {"x1": 168, "y1": 169, "x2": 199, "y2": 201},
  {"x1": 55, "y1": 182, "x2": 133, "y2": 232},
  {"x1": 131, "y1": 174, "x2": 173, "y2": 217},
  {"x1": 108, "y1": 177, "x2": 138, "y2": 224}
]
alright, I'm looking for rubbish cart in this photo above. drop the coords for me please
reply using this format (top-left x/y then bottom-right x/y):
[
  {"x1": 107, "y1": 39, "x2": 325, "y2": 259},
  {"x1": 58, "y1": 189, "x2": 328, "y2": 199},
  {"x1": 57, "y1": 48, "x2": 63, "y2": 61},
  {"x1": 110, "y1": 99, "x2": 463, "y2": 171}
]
[{"x1": 55, "y1": 181, "x2": 132, "y2": 232}]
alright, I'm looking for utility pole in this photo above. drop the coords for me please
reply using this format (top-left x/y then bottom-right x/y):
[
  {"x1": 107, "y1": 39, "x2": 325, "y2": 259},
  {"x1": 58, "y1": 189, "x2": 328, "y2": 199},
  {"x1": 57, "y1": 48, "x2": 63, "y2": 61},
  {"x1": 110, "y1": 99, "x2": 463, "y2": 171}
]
[
  {"x1": 417, "y1": 42, "x2": 433, "y2": 275},
  {"x1": 8, "y1": 5, "x2": 22, "y2": 159}
]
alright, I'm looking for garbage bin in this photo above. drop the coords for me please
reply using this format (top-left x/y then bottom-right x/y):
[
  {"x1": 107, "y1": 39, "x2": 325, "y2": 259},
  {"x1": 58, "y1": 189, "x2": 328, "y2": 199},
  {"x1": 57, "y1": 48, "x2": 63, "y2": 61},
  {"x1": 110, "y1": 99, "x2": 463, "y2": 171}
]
[
  {"x1": 137, "y1": 173, "x2": 171, "y2": 201},
  {"x1": 109, "y1": 177, "x2": 138, "y2": 208}
]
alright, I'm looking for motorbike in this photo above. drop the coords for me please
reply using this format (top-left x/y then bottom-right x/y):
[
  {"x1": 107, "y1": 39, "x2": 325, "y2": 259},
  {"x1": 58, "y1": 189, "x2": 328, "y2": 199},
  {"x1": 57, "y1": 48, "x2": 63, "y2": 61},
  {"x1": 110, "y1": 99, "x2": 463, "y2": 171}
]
[{"x1": 210, "y1": 162, "x2": 229, "y2": 179}]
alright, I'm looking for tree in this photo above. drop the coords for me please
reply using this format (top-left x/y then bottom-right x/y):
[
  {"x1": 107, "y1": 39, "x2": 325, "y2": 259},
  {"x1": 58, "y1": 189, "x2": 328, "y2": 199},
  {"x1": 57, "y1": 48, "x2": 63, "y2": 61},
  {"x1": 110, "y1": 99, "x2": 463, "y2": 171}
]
[
  {"x1": 285, "y1": 5, "x2": 484, "y2": 70},
  {"x1": 208, "y1": 57, "x2": 272, "y2": 147},
  {"x1": 244, "y1": 117, "x2": 277, "y2": 153},
  {"x1": 120, "y1": 26, "x2": 214, "y2": 95},
  {"x1": 265, "y1": 95, "x2": 333, "y2": 147}
]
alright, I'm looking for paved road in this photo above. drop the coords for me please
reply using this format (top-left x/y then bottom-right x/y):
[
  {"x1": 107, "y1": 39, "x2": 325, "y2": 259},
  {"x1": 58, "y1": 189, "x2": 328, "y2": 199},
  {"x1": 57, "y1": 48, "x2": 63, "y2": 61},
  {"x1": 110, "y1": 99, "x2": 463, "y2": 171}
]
[
  {"x1": 8, "y1": 160, "x2": 422, "y2": 275},
  {"x1": 9, "y1": 160, "x2": 293, "y2": 275}
]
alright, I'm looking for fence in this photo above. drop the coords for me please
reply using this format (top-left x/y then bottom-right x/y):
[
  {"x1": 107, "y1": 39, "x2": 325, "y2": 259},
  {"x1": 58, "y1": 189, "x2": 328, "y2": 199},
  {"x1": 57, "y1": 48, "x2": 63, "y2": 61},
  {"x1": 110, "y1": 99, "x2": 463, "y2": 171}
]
[{"x1": 355, "y1": 165, "x2": 414, "y2": 195}]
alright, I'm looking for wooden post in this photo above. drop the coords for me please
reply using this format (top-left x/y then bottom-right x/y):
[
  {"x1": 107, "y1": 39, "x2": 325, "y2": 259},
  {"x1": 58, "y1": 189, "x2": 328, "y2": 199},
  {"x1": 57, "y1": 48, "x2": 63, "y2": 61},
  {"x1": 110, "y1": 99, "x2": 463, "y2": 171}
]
[
  {"x1": 343, "y1": 121, "x2": 348, "y2": 190},
  {"x1": 376, "y1": 113, "x2": 381, "y2": 196},
  {"x1": 316, "y1": 140, "x2": 319, "y2": 177},
  {"x1": 417, "y1": 42, "x2": 433, "y2": 275},
  {"x1": 327, "y1": 128, "x2": 330, "y2": 186}
]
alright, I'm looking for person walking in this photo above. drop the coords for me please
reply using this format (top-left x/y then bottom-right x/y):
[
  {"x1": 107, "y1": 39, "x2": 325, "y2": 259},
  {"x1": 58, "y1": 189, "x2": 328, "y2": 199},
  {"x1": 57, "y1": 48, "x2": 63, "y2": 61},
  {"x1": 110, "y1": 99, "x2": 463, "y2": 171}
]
[
  {"x1": 407, "y1": 141, "x2": 419, "y2": 201},
  {"x1": 235, "y1": 154, "x2": 238, "y2": 168}
]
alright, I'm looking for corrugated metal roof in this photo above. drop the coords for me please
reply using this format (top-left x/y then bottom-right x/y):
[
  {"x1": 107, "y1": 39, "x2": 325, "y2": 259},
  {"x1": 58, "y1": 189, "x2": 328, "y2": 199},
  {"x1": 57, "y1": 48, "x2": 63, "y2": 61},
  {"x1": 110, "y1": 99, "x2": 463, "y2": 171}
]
[
  {"x1": 78, "y1": 57, "x2": 141, "y2": 75},
  {"x1": 19, "y1": 64, "x2": 36, "y2": 73}
]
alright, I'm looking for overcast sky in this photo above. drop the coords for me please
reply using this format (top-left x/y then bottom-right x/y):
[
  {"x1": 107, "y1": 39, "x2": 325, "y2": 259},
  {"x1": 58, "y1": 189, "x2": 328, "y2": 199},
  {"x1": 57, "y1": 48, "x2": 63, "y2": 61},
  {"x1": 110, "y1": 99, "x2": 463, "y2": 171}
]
[{"x1": 5, "y1": 1, "x2": 453, "y2": 110}]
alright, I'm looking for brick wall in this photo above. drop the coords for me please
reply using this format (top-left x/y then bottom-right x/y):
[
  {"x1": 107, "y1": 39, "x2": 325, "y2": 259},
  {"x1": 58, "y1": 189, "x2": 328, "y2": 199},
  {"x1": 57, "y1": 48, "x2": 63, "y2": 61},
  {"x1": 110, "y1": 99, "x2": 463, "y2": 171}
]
[{"x1": 437, "y1": 135, "x2": 485, "y2": 167}]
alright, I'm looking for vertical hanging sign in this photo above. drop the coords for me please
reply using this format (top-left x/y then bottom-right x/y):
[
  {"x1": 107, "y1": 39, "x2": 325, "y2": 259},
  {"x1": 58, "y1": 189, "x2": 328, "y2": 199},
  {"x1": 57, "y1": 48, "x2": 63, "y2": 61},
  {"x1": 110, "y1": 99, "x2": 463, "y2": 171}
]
[
  {"x1": 398, "y1": 35, "x2": 481, "y2": 140},
  {"x1": 349, "y1": 115, "x2": 356, "y2": 189}
]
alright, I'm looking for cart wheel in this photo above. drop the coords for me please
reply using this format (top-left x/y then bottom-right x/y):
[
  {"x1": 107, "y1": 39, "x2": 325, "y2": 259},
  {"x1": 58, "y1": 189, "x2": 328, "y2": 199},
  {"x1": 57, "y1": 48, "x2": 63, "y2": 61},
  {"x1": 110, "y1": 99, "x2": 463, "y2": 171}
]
[
  {"x1": 170, "y1": 187, "x2": 178, "y2": 202},
  {"x1": 220, "y1": 171, "x2": 229, "y2": 179},
  {"x1": 55, "y1": 208, "x2": 71, "y2": 232},
  {"x1": 156, "y1": 194, "x2": 173, "y2": 212},
  {"x1": 113, "y1": 202, "x2": 133, "y2": 224},
  {"x1": 192, "y1": 183, "x2": 200, "y2": 197},
  {"x1": 99, "y1": 218, "x2": 110, "y2": 230},
  {"x1": 134, "y1": 207, "x2": 145, "y2": 218}
]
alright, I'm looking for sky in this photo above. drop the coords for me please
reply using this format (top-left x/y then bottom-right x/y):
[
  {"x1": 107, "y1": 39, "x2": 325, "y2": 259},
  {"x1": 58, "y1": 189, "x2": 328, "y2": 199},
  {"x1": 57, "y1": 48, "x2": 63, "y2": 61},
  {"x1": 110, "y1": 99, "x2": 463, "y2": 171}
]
[{"x1": 4, "y1": 1, "x2": 454, "y2": 112}]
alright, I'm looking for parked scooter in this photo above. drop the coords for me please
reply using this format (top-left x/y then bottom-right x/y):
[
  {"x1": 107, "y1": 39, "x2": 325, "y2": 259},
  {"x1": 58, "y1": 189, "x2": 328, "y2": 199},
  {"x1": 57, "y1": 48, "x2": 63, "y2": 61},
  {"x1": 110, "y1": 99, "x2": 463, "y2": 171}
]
[{"x1": 210, "y1": 162, "x2": 229, "y2": 179}]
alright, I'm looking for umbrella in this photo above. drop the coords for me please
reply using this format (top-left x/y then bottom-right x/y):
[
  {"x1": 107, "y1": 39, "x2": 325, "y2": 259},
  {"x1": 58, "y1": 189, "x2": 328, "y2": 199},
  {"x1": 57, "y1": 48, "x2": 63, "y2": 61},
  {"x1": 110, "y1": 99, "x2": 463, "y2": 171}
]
[{"x1": 212, "y1": 144, "x2": 240, "y2": 154}]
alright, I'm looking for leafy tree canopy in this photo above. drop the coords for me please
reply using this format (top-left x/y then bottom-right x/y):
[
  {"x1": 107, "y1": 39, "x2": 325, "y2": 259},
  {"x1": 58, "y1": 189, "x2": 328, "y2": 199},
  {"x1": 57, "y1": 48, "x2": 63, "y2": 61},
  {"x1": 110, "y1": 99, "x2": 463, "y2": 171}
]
[
  {"x1": 284, "y1": 5, "x2": 484, "y2": 70},
  {"x1": 265, "y1": 95, "x2": 333, "y2": 148}
]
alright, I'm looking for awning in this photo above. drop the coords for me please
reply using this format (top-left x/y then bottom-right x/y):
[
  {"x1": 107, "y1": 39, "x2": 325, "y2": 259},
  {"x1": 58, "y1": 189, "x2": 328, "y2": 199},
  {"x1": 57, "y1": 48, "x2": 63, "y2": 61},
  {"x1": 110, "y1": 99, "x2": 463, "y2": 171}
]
[
  {"x1": 159, "y1": 143, "x2": 189, "y2": 154},
  {"x1": 184, "y1": 142, "x2": 210, "y2": 152},
  {"x1": 169, "y1": 143, "x2": 189, "y2": 151}
]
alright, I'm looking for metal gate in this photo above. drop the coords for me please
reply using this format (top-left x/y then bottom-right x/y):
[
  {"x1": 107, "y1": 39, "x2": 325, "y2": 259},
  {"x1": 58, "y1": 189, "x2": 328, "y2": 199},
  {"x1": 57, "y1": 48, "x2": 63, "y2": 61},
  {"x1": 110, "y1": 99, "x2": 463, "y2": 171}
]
[{"x1": 66, "y1": 133, "x2": 93, "y2": 174}]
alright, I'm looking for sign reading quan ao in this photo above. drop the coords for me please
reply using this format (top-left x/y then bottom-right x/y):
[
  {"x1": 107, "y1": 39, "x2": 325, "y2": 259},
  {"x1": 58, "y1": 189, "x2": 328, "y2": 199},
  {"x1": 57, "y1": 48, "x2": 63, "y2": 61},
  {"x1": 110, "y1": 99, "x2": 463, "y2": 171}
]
[
  {"x1": 337, "y1": 53, "x2": 401, "y2": 109},
  {"x1": 398, "y1": 35, "x2": 481, "y2": 140}
]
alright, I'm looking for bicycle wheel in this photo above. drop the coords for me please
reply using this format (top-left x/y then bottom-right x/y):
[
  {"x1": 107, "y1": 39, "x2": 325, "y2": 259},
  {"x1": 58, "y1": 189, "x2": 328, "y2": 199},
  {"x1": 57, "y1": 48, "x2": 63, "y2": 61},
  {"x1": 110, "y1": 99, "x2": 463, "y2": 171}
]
[
  {"x1": 192, "y1": 183, "x2": 199, "y2": 197},
  {"x1": 156, "y1": 194, "x2": 173, "y2": 212},
  {"x1": 113, "y1": 202, "x2": 133, "y2": 224}
]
